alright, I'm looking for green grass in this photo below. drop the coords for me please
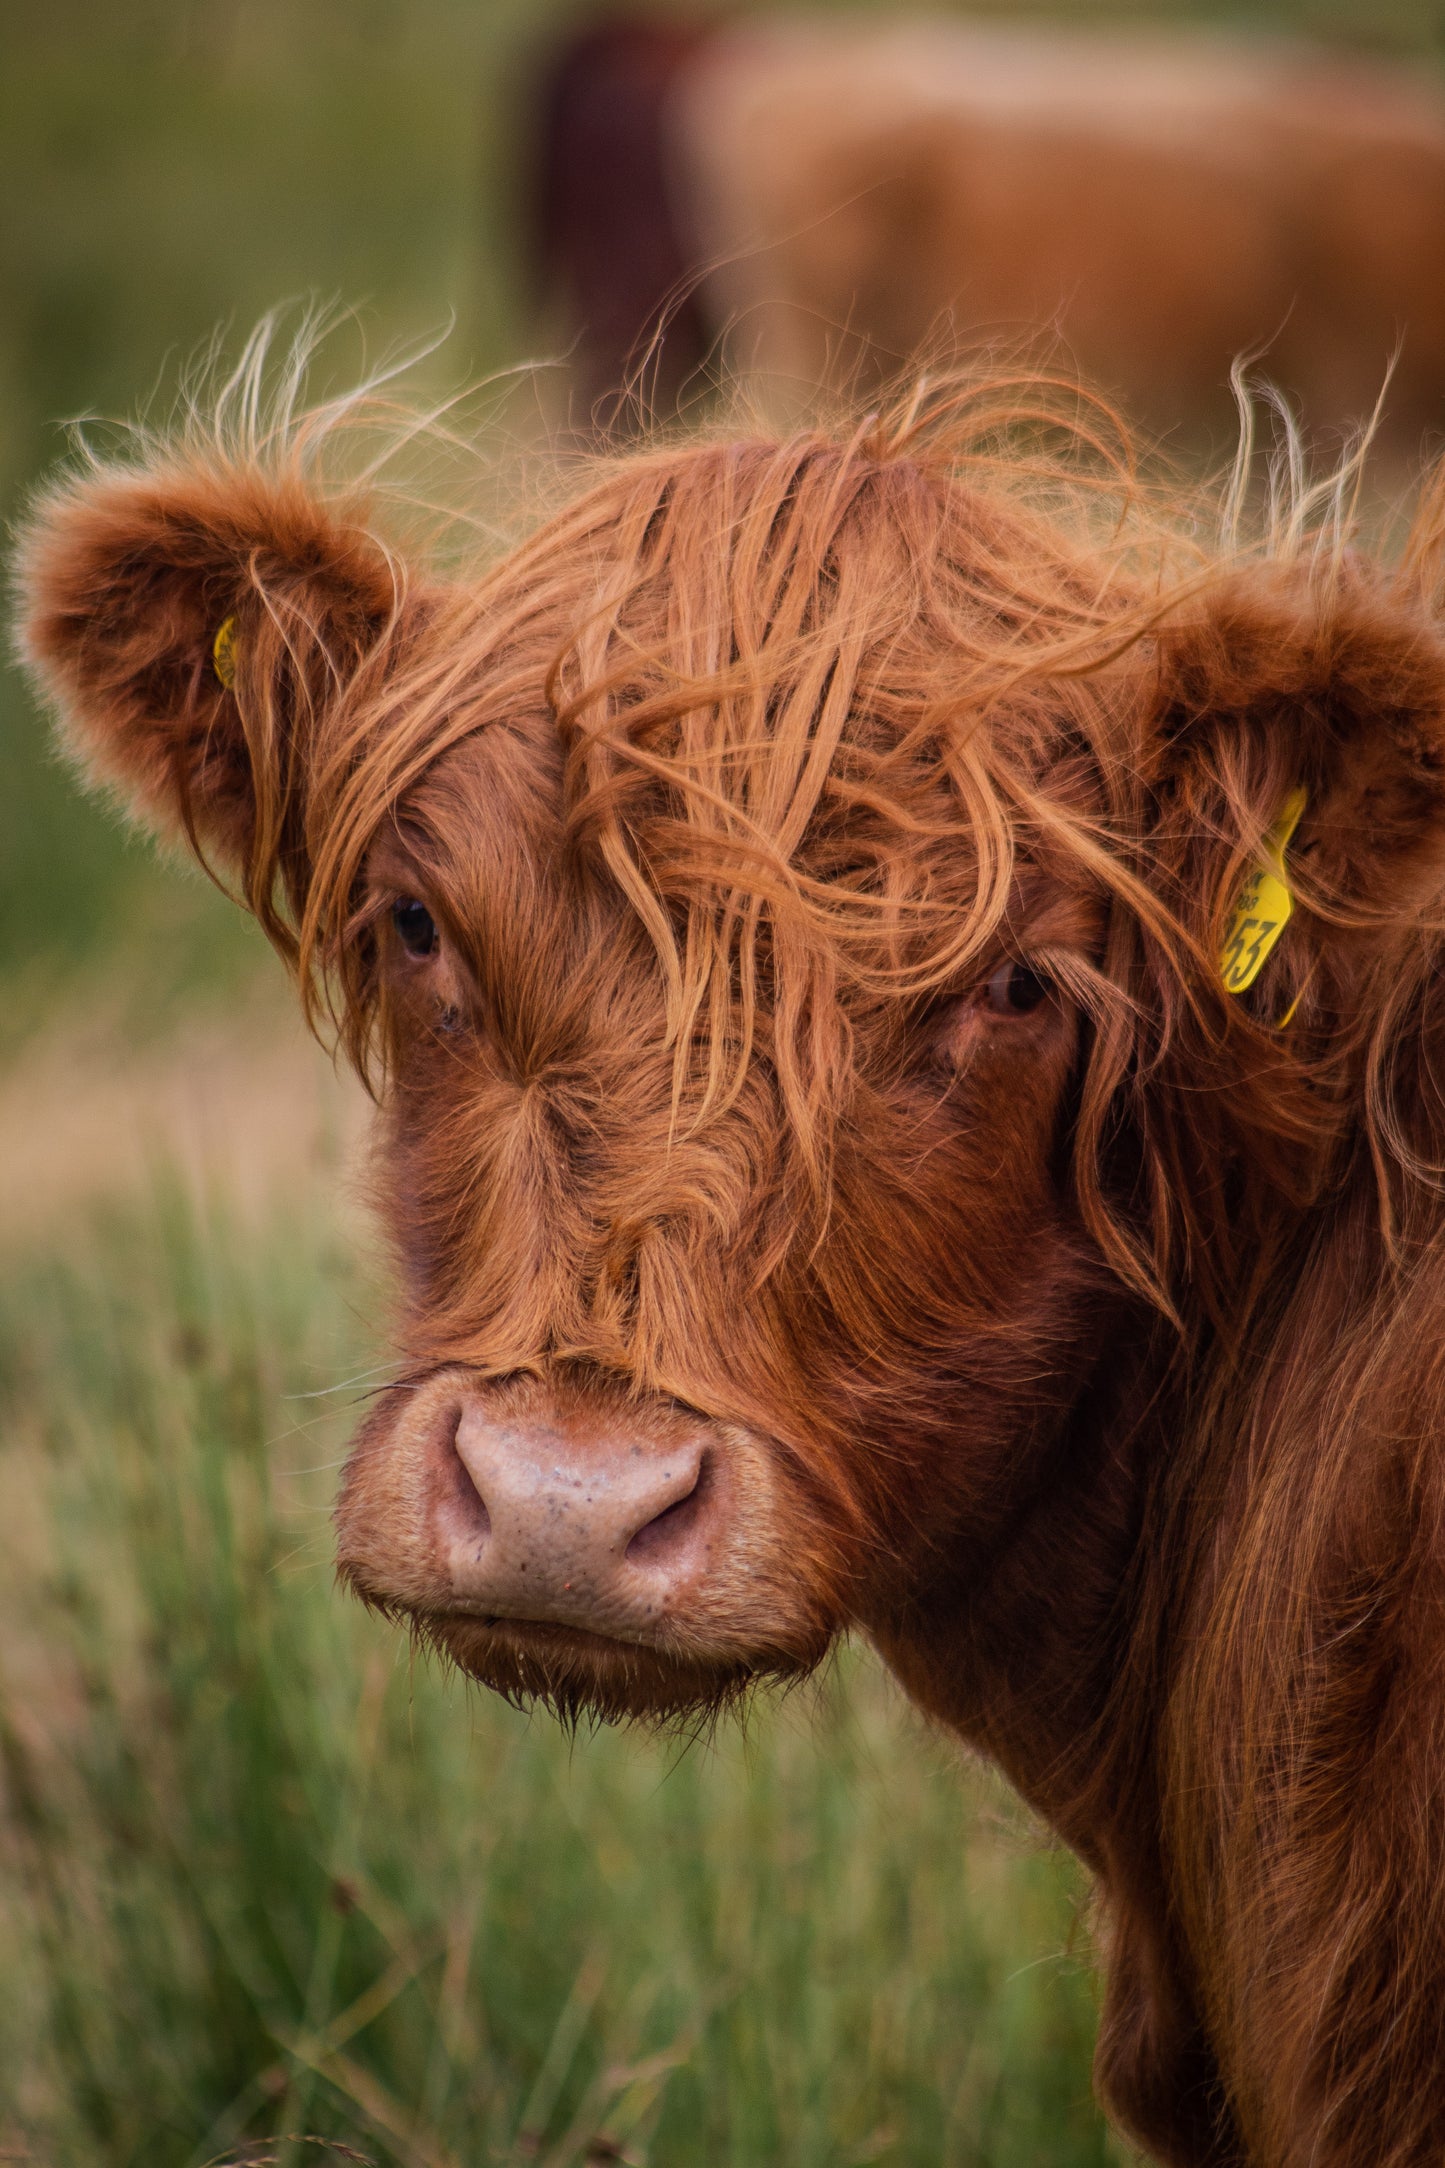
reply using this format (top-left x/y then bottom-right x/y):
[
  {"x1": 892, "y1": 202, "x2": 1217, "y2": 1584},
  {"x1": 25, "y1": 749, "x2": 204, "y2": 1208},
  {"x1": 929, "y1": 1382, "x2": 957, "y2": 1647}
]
[{"x1": 0, "y1": 1179, "x2": 1125, "y2": 2167}]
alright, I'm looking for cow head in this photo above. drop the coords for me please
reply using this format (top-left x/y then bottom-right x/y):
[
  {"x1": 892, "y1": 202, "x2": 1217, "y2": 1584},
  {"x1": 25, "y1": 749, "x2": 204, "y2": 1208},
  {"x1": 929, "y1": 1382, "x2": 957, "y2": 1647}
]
[{"x1": 20, "y1": 388, "x2": 1445, "y2": 1726}]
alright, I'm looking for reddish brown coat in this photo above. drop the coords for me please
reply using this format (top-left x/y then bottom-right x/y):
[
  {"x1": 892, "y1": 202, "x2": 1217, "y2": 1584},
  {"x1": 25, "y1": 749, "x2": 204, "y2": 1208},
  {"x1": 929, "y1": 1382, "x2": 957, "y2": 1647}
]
[{"x1": 18, "y1": 377, "x2": 1445, "y2": 2164}]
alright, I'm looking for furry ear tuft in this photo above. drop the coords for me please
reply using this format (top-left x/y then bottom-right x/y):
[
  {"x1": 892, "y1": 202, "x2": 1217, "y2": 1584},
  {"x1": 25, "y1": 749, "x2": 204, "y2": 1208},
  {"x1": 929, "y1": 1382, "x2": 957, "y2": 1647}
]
[{"x1": 14, "y1": 452, "x2": 407, "y2": 914}]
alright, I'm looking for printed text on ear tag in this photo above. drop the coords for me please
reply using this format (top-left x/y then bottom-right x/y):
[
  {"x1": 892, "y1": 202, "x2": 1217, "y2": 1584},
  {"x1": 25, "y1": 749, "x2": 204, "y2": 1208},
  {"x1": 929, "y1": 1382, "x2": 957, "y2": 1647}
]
[
  {"x1": 212, "y1": 615, "x2": 238, "y2": 690},
  {"x1": 1220, "y1": 787, "x2": 1308, "y2": 994}
]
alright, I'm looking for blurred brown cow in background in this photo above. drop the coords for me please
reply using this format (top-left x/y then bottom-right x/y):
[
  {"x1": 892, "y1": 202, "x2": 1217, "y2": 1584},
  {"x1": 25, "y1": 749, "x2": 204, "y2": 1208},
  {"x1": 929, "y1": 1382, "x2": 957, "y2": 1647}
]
[{"x1": 536, "y1": 16, "x2": 1445, "y2": 440}]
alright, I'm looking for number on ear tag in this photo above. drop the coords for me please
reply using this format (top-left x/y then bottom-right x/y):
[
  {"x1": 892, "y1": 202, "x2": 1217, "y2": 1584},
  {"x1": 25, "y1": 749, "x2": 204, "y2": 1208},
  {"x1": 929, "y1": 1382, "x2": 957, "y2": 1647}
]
[
  {"x1": 1220, "y1": 788, "x2": 1307, "y2": 994},
  {"x1": 212, "y1": 615, "x2": 238, "y2": 690}
]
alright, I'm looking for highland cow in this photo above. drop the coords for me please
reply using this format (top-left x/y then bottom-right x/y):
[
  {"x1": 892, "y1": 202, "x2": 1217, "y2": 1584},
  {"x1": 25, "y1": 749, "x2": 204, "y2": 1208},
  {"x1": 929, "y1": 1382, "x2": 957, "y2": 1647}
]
[
  {"x1": 538, "y1": 17, "x2": 1445, "y2": 439},
  {"x1": 18, "y1": 373, "x2": 1445, "y2": 2166}
]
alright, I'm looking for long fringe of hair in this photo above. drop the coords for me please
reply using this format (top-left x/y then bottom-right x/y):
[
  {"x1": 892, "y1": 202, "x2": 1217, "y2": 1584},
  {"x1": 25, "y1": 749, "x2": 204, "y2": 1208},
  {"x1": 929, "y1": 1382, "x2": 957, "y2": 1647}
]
[{"x1": 101, "y1": 321, "x2": 1445, "y2": 1320}]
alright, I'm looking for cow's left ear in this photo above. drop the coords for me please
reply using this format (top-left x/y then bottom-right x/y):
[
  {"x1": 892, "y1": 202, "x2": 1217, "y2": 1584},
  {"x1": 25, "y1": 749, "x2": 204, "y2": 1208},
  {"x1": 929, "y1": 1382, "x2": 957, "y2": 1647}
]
[
  {"x1": 1084, "y1": 564, "x2": 1445, "y2": 1311},
  {"x1": 14, "y1": 448, "x2": 420, "y2": 933},
  {"x1": 1144, "y1": 562, "x2": 1445, "y2": 1018}
]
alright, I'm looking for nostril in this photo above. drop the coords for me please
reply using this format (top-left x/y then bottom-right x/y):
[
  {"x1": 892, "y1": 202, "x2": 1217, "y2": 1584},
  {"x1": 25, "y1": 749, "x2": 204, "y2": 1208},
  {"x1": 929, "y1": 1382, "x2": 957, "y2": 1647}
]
[
  {"x1": 625, "y1": 1454, "x2": 709, "y2": 1566},
  {"x1": 447, "y1": 1413, "x2": 492, "y2": 1542}
]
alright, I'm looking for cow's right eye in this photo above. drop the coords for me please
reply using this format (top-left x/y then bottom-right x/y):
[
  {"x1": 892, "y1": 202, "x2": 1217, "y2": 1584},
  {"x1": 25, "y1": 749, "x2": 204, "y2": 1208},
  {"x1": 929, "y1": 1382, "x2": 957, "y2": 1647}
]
[
  {"x1": 985, "y1": 960, "x2": 1050, "y2": 1015},
  {"x1": 392, "y1": 898, "x2": 437, "y2": 957}
]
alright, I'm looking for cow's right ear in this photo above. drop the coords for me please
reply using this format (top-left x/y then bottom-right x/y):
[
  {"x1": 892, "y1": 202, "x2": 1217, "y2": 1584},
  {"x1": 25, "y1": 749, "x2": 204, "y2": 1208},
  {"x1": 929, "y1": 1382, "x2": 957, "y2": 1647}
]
[{"x1": 14, "y1": 451, "x2": 409, "y2": 912}]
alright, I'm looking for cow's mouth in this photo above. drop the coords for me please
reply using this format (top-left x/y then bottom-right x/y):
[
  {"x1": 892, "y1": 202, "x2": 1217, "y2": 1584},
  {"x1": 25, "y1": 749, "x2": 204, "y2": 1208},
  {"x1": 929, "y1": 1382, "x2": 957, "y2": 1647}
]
[{"x1": 413, "y1": 1608, "x2": 809, "y2": 1724}]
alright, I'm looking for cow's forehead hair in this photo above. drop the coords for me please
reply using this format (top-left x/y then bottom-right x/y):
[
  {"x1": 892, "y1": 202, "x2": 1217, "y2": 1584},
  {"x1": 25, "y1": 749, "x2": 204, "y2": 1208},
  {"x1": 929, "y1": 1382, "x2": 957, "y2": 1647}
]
[{"x1": 349, "y1": 424, "x2": 1150, "y2": 1018}]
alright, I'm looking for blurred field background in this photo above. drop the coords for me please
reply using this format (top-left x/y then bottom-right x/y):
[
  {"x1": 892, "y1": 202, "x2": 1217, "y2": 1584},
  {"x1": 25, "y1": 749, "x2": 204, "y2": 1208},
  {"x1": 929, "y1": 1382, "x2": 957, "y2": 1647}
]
[{"x1": 5, "y1": 1, "x2": 1445, "y2": 2161}]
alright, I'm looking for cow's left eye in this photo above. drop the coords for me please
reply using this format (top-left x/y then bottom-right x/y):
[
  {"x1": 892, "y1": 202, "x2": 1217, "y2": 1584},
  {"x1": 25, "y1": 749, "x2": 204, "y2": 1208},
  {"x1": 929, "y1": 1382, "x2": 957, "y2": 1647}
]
[
  {"x1": 986, "y1": 960, "x2": 1050, "y2": 1015},
  {"x1": 392, "y1": 898, "x2": 437, "y2": 958}
]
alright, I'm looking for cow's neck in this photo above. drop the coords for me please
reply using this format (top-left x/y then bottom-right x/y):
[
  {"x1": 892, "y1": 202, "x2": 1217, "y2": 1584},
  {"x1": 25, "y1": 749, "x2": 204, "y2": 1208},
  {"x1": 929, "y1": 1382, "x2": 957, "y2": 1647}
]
[
  {"x1": 871, "y1": 1173, "x2": 1421, "y2": 2168},
  {"x1": 874, "y1": 1174, "x2": 1396, "y2": 1829},
  {"x1": 874, "y1": 1297, "x2": 1171, "y2": 1855}
]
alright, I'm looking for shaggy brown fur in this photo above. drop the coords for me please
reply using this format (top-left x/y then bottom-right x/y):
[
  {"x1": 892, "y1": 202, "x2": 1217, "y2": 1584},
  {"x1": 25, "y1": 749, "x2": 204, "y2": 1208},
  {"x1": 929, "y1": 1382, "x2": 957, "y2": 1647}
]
[{"x1": 17, "y1": 362, "x2": 1445, "y2": 2166}]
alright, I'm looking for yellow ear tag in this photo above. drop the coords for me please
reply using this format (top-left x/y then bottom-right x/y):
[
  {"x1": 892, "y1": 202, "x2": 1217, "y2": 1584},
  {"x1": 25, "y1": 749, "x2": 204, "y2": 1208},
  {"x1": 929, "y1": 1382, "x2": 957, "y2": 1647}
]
[
  {"x1": 1220, "y1": 787, "x2": 1308, "y2": 994},
  {"x1": 211, "y1": 615, "x2": 238, "y2": 690}
]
